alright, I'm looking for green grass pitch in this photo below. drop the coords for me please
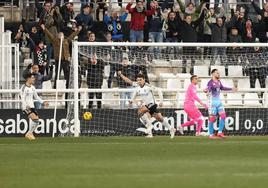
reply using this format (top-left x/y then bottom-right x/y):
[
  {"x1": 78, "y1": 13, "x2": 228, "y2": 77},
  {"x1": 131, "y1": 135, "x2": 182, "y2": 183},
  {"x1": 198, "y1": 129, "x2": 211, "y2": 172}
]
[{"x1": 1, "y1": 136, "x2": 268, "y2": 188}]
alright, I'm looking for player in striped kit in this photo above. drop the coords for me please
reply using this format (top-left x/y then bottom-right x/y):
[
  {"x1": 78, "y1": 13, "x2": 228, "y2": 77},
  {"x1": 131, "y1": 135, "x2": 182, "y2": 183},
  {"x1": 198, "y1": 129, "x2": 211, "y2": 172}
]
[
  {"x1": 20, "y1": 73, "x2": 49, "y2": 140},
  {"x1": 177, "y1": 75, "x2": 208, "y2": 136},
  {"x1": 205, "y1": 69, "x2": 237, "y2": 138},
  {"x1": 129, "y1": 73, "x2": 176, "y2": 138}
]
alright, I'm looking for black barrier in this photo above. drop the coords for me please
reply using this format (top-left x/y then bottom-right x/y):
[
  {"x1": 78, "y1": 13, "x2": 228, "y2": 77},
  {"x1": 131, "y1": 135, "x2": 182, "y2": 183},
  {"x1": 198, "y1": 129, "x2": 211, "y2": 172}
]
[
  {"x1": 0, "y1": 109, "x2": 67, "y2": 137},
  {"x1": 0, "y1": 108, "x2": 268, "y2": 136}
]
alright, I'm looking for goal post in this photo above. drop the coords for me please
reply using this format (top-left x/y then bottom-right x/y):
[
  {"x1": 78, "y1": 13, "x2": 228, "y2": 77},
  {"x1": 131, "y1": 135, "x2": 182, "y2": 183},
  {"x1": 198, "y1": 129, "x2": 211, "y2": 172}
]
[{"x1": 69, "y1": 41, "x2": 268, "y2": 137}]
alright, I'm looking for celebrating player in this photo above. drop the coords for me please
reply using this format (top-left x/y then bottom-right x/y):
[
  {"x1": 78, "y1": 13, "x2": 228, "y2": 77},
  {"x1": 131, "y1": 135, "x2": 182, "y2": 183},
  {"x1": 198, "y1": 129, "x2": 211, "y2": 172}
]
[
  {"x1": 129, "y1": 73, "x2": 176, "y2": 138},
  {"x1": 20, "y1": 73, "x2": 49, "y2": 140},
  {"x1": 177, "y1": 75, "x2": 208, "y2": 136},
  {"x1": 205, "y1": 69, "x2": 237, "y2": 138},
  {"x1": 117, "y1": 71, "x2": 155, "y2": 135}
]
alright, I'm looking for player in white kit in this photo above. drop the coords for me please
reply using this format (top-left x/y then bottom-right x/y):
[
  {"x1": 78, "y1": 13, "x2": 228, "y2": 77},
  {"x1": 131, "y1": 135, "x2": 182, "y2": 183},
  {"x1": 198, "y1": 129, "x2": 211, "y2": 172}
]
[
  {"x1": 20, "y1": 73, "x2": 48, "y2": 140},
  {"x1": 129, "y1": 74, "x2": 176, "y2": 138}
]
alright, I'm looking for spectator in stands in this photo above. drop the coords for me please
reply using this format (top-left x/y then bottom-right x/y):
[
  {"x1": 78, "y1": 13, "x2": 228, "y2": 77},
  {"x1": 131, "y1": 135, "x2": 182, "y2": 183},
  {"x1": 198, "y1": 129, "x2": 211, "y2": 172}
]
[
  {"x1": 245, "y1": 41, "x2": 268, "y2": 90},
  {"x1": 96, "y1": 0, "x2": 108, "y2": 21},
  {"x1": 255, "y1": 14, "x2": 268, "y2": 43},
  {"x1": 240, "y1": 18, "x2": 256, "y2": 43},
  {"x1": 75, "y1": 4, "x2": 94, "y2": 41},
  {"x1": 208, "y1": 14, "x2": 237, "y2": 65},
  {"x1": 35, "y1": 0, "x2": 63, "y2": 67},
  {"x1": 80, "y1": 0, "x2": 93, "y2": 12},
  {"x1": 177, "y1": 0, "x2": 205, "y2": 20},
  {"x1": 60, "y1": 2, "x2": 75, "y2": 32},
  {"x1": 164, "y1": 11, "x2": 180, "y2": 60},
  {"x1": 85, "y1": 47, "x2": 107, "y2": 109},
  {"x1": 14, "y1": 23, "x2": 32, "y2": 60},
  {"x1": 148, "y1": 1, "x2": 164, "y2": 58},
  {"x1": 251, "y1": 0, "x2": 268, "y2": 19},
  {"x1": 23, "y1": 63, "x2": 53, "y2": 109},
  {"x1": 148, "y1": 1, "x2": 164, "y2": 43},
  {"x1": 14, "y1": 24, "x2": 28, "y2": 48},
  {"x1": 33, "y1": 40, "x2": 48, "y2": 75},
  {"x1": 104, "y1": 32, "x2": 117, "y2": 88},
  {"x1": 231, "y1": 6, "x2": 248, "y2": 34},
  {"x1": 116, "y1": 57, "x2": 135, "y2": 109},
  {"x1": 227, "y1": 27, "x2": 242, "y2": 65},
  {"x1": 126, "y1": 0, "x2": 156, "y2": 42},
  {"x1": 246, "y1": 0, "x2": 268, "y2": 42},
  {"x1": 129, "y1": 45, "x2": 150, "y2": 83},
  {"x1": 105, "y1": 32, "x2": 127, "y2": 88},
  {"x1": 26, "y1": 32, "x2": 48, "y2": 74},
  {"x1": 40, "y1": 24, "x2": 81, "y2": 89},
  {"x1": 28, "y1": 25, "x2": 43, "y2": 51},
  {"x1": 103, "y1": 8, "x2": 128, "y2": 41},
  {"x1": 177, "y1": 6, "x2": 205, "y2": 73},
  {"x1": 165, "y1": 10, "x2": 181, "y2": 42},
  {"x1": 200, "y1": 7, "x2": 225, "y2": 57}
]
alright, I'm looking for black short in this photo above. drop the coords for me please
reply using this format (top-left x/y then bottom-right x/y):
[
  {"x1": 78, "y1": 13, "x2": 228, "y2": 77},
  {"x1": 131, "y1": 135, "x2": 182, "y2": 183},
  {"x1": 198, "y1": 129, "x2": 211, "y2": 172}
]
[
  {"x1": 23, "y1": 108, "x2": 38, "y2": 116},
  {"x1": 145, "y1": 103, "x2": 159, "y2": 115}
]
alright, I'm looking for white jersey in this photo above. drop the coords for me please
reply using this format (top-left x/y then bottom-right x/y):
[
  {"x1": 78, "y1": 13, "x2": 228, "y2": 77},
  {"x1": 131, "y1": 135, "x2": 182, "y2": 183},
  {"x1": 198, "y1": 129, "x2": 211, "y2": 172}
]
[
  {"x1": 131, "y1": 83, "x2": 163, "y2": 106},
  {"x1": 20, "y1": 84, "x2": 43, "y2": 110}
]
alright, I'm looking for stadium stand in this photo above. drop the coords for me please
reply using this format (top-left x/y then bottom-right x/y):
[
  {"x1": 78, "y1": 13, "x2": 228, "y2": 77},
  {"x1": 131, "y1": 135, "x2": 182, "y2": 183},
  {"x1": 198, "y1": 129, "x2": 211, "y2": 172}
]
[{"x1": 1, "y1": 0, "x2": 268, "y2": 109}]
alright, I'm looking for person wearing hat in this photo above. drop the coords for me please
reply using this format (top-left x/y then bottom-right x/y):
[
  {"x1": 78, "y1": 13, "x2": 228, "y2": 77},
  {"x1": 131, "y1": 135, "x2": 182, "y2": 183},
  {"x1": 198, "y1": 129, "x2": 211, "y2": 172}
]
[
  {"x1": 21, "y1": 73, "x2": 49, "y2": 140},
  {"x1": 75, "y1": 4, "x2": 94, "y2": 41}
]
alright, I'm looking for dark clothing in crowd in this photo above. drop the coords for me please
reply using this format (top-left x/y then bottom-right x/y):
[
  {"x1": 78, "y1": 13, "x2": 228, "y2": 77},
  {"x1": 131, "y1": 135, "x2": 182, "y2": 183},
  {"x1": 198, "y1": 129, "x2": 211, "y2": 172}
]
[
  {"x1": 117, "y1": 65, "x2": 135, "y2": 88},
  {"x1": 245, "y1": 48, "x2": 268, "y2": 88},
  {"x1": 87, "y1": 59, "x2": 107, "y2": 109},
  {"x1": 177, "y1": 11, "x2": 205, "y2": 42},
  {"x1": 75, "y1": 12, "x2": 94, "y2": 41}
]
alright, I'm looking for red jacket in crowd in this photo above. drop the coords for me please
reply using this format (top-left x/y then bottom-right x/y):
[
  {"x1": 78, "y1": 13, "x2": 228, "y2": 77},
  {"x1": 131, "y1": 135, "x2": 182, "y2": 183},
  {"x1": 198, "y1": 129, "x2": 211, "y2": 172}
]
[{"x1": 126, "y1": 3, "x2": 155, "y2": 31}]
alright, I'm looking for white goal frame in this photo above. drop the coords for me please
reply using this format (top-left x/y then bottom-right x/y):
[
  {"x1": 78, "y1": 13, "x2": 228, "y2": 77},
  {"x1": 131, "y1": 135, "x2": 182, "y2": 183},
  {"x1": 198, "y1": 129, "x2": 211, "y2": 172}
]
[{"x1": 71, "y1": 42, "x2": 268, "y2": 137}]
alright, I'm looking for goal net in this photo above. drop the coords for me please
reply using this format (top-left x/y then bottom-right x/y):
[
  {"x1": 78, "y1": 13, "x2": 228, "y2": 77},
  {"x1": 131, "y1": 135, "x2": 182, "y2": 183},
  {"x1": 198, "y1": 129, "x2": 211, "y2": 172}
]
[{"x1": 66, "y1": 42, "x2": 268, "y2": 137}]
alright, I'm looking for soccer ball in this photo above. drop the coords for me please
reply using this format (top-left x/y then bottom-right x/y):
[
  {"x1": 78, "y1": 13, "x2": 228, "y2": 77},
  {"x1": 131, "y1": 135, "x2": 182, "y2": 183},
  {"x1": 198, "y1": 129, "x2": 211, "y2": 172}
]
[{"x1": 83, "y1": 111, "x2": 92, "y2": 120}]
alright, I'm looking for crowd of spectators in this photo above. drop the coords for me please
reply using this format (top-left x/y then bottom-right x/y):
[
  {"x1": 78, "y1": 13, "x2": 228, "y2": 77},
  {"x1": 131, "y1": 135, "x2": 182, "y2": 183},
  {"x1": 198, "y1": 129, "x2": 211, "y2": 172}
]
[{"x1": 10, "y1": 0, "x2": 268, "y2": 108}]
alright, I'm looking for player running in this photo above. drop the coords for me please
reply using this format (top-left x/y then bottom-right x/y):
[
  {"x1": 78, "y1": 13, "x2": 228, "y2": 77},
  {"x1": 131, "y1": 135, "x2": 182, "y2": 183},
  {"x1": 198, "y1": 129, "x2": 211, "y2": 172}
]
[
  {"x1": 129, "y1": 73, "x2": 176, "y2": 138},
  {"x1": 177, "y1": 75, "x2": 208, "y2": 136},
  {"x1": 205, "y1": 69, "x2": 237, "y2": 138},
  {"x1": 20, "y1": 73, "x2": 49, "y2": 140}
]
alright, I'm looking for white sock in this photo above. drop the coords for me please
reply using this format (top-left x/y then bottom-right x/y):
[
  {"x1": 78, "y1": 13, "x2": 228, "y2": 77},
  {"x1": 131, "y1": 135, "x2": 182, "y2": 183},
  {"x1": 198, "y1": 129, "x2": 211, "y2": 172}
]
[
  {"x1": 27, "y1": 120, "x2": 38, "y2": 134},
  {"x1": 162, "y1": 117, "x2": 172, "y2": 131},
  {"x1": 141, "y1": 114, "x2": 153, "y2": 134},
  {"x1": 140, "y1": 113, "x2": 150, "y2": 125}
]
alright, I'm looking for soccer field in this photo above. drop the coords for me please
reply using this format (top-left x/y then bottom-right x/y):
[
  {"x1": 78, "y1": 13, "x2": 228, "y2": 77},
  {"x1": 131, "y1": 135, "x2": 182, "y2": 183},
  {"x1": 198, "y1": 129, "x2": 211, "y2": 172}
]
[{"x1": 1, "y1": 136, "x2": 268, "y2": 188}]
